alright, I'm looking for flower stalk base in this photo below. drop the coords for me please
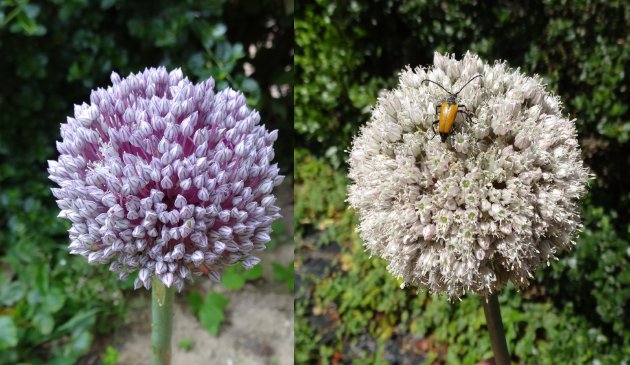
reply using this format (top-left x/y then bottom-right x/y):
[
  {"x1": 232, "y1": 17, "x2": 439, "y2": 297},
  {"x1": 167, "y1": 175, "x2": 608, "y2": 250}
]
[
  {"x1": 152, "y1": 277, "x2": 175, "y2": 365},
  {"x1": 482, "y1": 292, "x2": 510, "y2": 365}
]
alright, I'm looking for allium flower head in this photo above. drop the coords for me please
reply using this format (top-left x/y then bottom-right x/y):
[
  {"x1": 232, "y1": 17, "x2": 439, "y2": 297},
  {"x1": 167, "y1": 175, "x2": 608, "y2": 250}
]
[
  {"x1": 348, "y1": 52, "x2": 590, "y2": 298},
  {"x1": 49, "y1": 67, "x2": 283, "y2": 291}
]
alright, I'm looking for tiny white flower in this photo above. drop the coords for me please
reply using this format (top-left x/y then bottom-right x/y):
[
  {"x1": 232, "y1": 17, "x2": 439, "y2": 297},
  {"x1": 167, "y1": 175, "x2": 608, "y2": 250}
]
[{"x1": 348, "y1": 52, "x2": 590, "y2": 299}]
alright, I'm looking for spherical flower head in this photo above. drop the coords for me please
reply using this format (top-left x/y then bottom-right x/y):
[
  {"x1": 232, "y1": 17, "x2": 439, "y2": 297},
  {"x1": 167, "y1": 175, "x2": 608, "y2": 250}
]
[
  {"x1": 48, "y1": 67, "x2": 283, "y2": 291},
  {"x1": 347, "y1": 52, "x2": 590, "y2": 299}
]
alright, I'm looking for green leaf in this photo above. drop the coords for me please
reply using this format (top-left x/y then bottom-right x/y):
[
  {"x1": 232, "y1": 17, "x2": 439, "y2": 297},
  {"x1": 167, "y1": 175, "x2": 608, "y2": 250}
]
[
  {"x1": 205, "y1": 292, "x2": 229, "y2": 309},
  {"x1": 272, "y1": 263, "x2": 294, "y2": 291},
  {"x1": 68, "y1": 330, "x2": 92, "y2": 355},
  {"x1": 0, "y1": 280, "x2": 27, "y2": 306},
  {"x1": 43, "y1": 288, "x2": 66, "y2": 313},
  {"x1": 198, "y1": 292, "x2": 229, "y2": 336},
  {"x1": 33, "y1": 264, "x2": 50, "y2": 294},
  {"x1": 221, "y1": 263, "x2": 263, "y2": 289},
  {"x1": 22, "y1": 4, "x2": 41, "y2": 19},
  {"x1": 0, "y1": 316, "x2": 18, "y2": 349},
  {"x1": 220, "y1": 266, "x2": 246, "y2": 290},
  {"x1": 55, "y1": 309, "x2": 98, "y2": 334},
  {"x1": 272, "y1": 220, "x2": 286, "y2": 236},
  {"x1": 267, "y1": 220, "x2": 288, "y2": 249},
  {"x1": 231, "y1": 43, "x2": 244, "y2": 60},
  {"x1": 33, "y1": 311, "x2": 54, "y2": 335},
  {"x1": 243, "y1": 264, "x2": 263, "y2": 281},
  {"x1": 211, "y1": 23, "x2": 227, "y2": 39},
  {"x1": 240, "y1": 78, "x2": 259, "y2": 94},
  {"x1": 186, "y1": 291, "x2": 203, "y2": 315}
]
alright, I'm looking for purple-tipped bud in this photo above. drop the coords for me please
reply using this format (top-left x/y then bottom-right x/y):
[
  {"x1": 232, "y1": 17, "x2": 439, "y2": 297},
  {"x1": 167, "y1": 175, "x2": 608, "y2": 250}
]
[
  {"x1": 191, "y1": 251, "x2": 205, "y2": 266},
  {"x1": 101, "y1": 193, "x2": 117, "y2": 207},
  {"x1": 214, "y1": 241, "x2": 226, "y2": 254},
  {"x1": 242, "y1": 255, "x2": 261, "y2": 269},
  {"x1": 156, "y1": 261, "x2": 167, "y2": 275},
  {"x1": 139, "y1": 268, "x2": 150, "y2": 284},
  {"x1": 174, "y1": 195, "x2": 187, "y2": 209},
  {"x1": 162, "y1": 272, "x2": 174, "y2": 287},
  {"x1": 198, "y1": 187, "x2": 210, "y2": 201}
]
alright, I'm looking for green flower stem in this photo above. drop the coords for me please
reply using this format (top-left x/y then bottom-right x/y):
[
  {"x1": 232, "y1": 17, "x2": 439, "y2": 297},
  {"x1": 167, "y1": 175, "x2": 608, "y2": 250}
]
[
  {"x1": 152, "y1": 277, "x2": 175, "y2": 365},
  {"x1": 481, "y1": 292, "x2": 510, "y2": 365}
]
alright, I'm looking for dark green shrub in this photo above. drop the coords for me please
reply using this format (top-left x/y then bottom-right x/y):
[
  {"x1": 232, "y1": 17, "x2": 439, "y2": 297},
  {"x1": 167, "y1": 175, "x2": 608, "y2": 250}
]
[
  {"x1": 295, "y1": 0, "x2": 630, "y2": 173},
  {"x1": 294, "y1": 153, "x2": 630, "y2": 364}
]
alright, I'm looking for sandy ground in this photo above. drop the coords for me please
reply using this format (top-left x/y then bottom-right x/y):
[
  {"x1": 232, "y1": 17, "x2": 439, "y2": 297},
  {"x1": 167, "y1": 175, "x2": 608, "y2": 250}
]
[{"x1": 112, "y1": 181, "x2": 294, "y2": 365}]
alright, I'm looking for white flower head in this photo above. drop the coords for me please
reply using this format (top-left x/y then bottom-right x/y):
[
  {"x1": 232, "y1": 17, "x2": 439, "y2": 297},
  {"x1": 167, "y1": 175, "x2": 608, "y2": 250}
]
[{"x1": 347, "y1": 52, "x2": 590, "y2": 299}]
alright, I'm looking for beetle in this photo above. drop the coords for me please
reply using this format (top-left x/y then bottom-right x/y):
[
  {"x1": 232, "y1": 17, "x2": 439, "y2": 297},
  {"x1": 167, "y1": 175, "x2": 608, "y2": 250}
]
[{"x1": 422, "y1": 74, "x2": 481, "y2": 142}]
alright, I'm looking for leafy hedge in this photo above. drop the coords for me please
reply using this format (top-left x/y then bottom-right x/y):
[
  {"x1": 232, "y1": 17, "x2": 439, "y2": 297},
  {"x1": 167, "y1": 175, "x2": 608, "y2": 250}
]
[
  {"x1": 295, "y1": 154, "x2": 630, "y2": 364},
  {"x1": 0, "y1": 0, "x2": 291, "y2": 363},
  {"x1": 295, "y1": 0, "x2": 630, "y2": 363}
]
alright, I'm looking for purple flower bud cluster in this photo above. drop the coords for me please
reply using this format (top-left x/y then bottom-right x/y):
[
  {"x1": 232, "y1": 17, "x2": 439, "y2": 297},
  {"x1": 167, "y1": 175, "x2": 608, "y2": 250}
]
[{"x1": 49, "y1": 67, "x2": 283, "y2": 291}]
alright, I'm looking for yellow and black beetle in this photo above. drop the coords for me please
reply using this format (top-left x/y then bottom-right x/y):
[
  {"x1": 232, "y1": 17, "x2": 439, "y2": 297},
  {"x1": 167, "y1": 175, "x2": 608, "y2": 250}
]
[{"x1": 422, "y1": 74, "x2": 481, "y2": 142}]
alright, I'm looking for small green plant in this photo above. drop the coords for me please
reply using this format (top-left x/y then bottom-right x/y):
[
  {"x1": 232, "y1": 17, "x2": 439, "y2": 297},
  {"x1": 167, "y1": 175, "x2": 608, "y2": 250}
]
[
  {"x1": 272, "y1": 263, "x2": 294, "y2": 291},
  {"x1": 101, "y1": 345, "x2": 120, "y2": 365},
  {"x1": 220, "y1": 263, "x2": 264, "y2": 290},
  {"x1": 178, "y1": 338, "x2": 194, "y2": 352},
  {"x1": 267, "y1": 220, "x2": 290, "y2": 250},
  {"x1": 187, "y1": 291, "x2": 229, "y2": 336}
]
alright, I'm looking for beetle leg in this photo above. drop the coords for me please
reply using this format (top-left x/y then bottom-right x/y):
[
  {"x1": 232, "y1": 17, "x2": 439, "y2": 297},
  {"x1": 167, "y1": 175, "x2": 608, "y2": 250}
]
[
  {"x1": 458, "y1": 108, "x2": 476, "y2": 124},
  {"x1": 432, "y1": 120, "x2": 439, "y2": 135}
]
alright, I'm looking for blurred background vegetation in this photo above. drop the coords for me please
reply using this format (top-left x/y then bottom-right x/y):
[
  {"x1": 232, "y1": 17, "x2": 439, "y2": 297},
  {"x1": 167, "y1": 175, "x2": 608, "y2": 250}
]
[
  {"x1": 0, "y1": 0, "x2": 292, "y2": 363},
  {"x1": 295, "y1": 0, "x2": 629, "y2": 364}
]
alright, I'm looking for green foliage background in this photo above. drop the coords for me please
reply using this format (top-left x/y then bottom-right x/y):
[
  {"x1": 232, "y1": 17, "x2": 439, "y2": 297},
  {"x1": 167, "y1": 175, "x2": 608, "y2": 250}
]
[
  {"x1": 295, "y1": 0, "x2": 630, "y2": 364},
  {"x1": 0, "y1": 0, "x2": 292, "y2": 363}
]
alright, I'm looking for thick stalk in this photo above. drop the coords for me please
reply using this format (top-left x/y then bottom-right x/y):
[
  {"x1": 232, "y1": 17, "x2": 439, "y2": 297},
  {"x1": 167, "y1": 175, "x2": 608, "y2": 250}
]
[
  {"x1": 482, "y1": 292, "x2": 510, "y2": 365},
  {"x1": 152, "y1": 277, "x2": 175, "y2": 365}
]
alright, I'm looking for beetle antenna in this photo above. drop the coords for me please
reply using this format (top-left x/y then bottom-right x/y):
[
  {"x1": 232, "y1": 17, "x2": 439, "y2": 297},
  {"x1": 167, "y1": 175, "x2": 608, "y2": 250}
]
[
  {"x1": 422, "y1": 79, "x2": 452, "y2": 95},
  {"x1": 454, "y1": 74, "x2": 481, "y2": 95}
]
